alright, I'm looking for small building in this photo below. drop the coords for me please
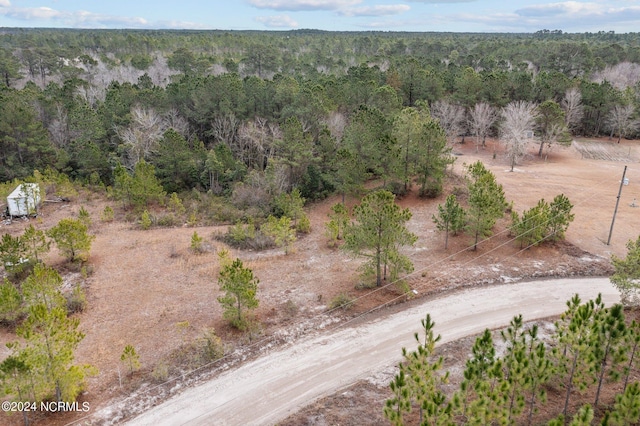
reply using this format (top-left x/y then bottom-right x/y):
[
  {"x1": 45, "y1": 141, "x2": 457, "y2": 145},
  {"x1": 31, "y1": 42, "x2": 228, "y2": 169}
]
[{"x1": 6, "y1": 183, "x2": 41, "y2": 217}]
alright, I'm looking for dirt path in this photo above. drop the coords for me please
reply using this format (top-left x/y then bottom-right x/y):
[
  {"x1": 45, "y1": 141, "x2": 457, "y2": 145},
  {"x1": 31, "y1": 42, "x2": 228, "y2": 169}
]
[{"x1": 124, "y1": 277, "x2": 619, "y2": 426}]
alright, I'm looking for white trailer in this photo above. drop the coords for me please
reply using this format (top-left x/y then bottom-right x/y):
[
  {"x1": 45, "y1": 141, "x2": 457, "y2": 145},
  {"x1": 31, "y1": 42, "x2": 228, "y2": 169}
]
[{"x1": 6, "y1": 183, "x2": 41, "y2": 217}]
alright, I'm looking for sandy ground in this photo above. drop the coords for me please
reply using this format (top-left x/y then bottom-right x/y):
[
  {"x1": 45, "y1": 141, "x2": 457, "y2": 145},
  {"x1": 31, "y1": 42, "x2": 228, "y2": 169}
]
[
  {"x1": 124, "y1": 278, "x2": 619, "y2": 426},
  {"x1": 0, "y1": 137, "x2": 638, "y2": 425}
]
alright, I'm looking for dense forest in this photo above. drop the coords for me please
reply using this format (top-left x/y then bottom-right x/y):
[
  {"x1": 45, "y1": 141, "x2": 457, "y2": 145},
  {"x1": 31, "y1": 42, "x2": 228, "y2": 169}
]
[{"x1": 1, "y1": 28, "x2": 640, "y2": 213}]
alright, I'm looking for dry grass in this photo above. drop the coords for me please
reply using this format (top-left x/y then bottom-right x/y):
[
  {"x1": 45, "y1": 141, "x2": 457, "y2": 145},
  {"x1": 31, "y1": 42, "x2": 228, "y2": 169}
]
[{"x1": 0, "y1": 137, "x2": 638, "y2": 425}]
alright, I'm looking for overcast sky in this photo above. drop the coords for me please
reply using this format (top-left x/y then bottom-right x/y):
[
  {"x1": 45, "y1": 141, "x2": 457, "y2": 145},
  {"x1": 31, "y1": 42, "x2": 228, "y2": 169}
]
[{"x1": 0, "y1": 0, "x2": 639, "y2": 33}]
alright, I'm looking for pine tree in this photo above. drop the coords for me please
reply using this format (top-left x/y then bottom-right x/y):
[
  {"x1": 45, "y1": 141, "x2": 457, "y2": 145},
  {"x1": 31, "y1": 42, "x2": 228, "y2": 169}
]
[
  {"x1": 0, "y1": 232, "x2": 28, "y2": 275},
  {"x1": 217, "y1": 258, "x2": 259, "y2": 330},
  {"x1": 21, "y1": 224, "x2": 50, "y2": 263},
  {"x1": 112, "y1": 160, "x2": 165, "y2": 211},
  {"x1": 606, "y1": 381, "x2": 640, "y2": 425},
  {"x1": 47, "y1": 218, "x2": 95, "y2": 262},
  {"x1": 384, "y1": 314, "x2": 451, "y2": 426},
  {"x1": 120, "y1": 344, "x2": 141, "y2": 375},
  {"x1": 548, "y1": 193, "x2": 575, "y2": 241},
  {"x1": 343, "y1": 190, "x2": 417, "y2": 287},
  {"x1": 0, "y1": 353, "x2": 37, "y2": 426},
  {"x1": 592, "y1": 304, "x2": 627, "y2": 407},
  {"x1": 554, "y1": 295, "x2": 602, "y2": 421},
  {"x1": 325, "y1": 202, "x2": 350, "y2": 245},
  {"x1": 21, "y1": 263, "x2": 66, "y2": 312},
  {"x1": 455, "y1": 329, "x2": 497, "y2": 421},
  {"x1": 0, "y1": 278, "x2": 23, "y2": 324},
  {"x1": 261, "y1": 215, "x2": 296, "y2": 254},
  {"x1": 384, "y1": 369, "x2": 411, "y2": 426},
  {"x1": 610, "y1": 235, "x2": 640, "y2": 306},
  {"x1": 511, "y1": 199, "x2": 549, "y2": 248},
  {"x1": 464, "y1": 161, "x2": 507, "y2": 251},
  {"x1": 526, "y1": 337, "x2": 554, "y2": 425},
  {"x1": 432, "y1": 194, "x2": 466, "y2": 249},
  {"x1": 501, "y1": 315, "x2": 529, "y2": 423},
  {"x1": 77, "y1": 206, "x2": 91, "y2": 228},
  {"x1": 622, "y1": 321, "x2": 640, "y2": 392},
  {"x1": 273, "y1": 188, "x2": 307, "y2": 230},
  {"x1": 14, "y1": 302, "x2": 88, "y2": 403},
  {"x1": 415, "y1": 119, "x2": 454, "y2": 198}
]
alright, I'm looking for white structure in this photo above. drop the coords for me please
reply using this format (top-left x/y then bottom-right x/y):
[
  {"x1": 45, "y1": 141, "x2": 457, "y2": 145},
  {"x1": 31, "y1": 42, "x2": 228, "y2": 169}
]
[{"x1": 6, "y1": 183, "x2": 41, "y2": 217}]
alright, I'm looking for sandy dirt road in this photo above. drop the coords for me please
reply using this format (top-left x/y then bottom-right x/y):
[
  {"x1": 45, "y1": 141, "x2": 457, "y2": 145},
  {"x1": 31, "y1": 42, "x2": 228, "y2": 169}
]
[{"x1": 126, "y1": 277, "x2": 619, "y2": 426}]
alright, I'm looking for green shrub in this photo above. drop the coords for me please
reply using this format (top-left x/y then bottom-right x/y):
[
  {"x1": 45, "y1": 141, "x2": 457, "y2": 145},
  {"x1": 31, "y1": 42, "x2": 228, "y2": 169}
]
[
  {"x1": 78, "y1": 206, "x2": 91, "y2": 228},
  {"x1": 66, "y1": 284, "x2": 87, "y2": 314},
  {"x1": 261, "y1": 215, "x2": 296, "y2": 254},
  {"x1": 156, "y1": 213, "x2": 178, "y2": 227},
  {"x1": 328, "y1": 292, "x2": 355, "y2": 311},
  {"x1": 190, "y1": 231, "x2": 204, "y2": 253},
  {"x1": 150, "y1": 361, "x2": 170, "y2": 383},
  {"x1": 216, "y1": 220, "x2": 276, "y2": 251},
  {"x1": 101, "y1": 205, "x2": 114, "y2": 222},
  {"x1": 296, "y1": 214, "x2": 311, "y2": 234},
  {"x1": 198, "y1": 328, "x2": 225, "y2": 362},
  {"x1": 140, "y1": 210, "x2": 153, "y2": 230},
  {"x1": 168, "y1": 192, "x2": 186, "y2": 216}
]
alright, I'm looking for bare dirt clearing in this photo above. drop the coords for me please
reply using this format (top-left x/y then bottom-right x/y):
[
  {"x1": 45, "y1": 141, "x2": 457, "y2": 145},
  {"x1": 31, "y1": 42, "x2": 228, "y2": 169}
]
[{"x1": 0, "y1": 137, "x2": 638, "y2": 425}]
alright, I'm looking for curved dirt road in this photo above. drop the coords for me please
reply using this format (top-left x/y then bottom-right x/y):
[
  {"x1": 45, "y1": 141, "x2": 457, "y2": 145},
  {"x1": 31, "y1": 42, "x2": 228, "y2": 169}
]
[{"x1": 126, "y1": 277, "x2": 619, "y2": 426}]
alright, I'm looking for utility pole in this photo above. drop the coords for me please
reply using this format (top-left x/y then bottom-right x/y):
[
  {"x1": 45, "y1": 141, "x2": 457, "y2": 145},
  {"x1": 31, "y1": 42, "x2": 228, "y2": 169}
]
[{"x1": 607, "y1": 165, "x2": 628, "y2": 245}]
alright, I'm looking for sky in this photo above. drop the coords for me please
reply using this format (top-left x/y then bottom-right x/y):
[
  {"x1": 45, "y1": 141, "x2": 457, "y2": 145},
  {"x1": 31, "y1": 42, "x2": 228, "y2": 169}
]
[{"x1": 0, "y1": 0, "x2": 639, "y2": 33}]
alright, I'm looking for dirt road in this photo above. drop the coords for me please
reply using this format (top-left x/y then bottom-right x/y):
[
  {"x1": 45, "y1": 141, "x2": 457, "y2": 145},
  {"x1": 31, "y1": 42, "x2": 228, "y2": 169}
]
[{"x1": 125, "y1": 277, "x2": 619, "y2": 426}]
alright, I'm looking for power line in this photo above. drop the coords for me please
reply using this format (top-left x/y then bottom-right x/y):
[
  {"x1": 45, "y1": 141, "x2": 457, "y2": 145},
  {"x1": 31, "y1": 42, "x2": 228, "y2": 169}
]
[{"x1": 64, "y1": 163, "x2": 626, "y2": 425}]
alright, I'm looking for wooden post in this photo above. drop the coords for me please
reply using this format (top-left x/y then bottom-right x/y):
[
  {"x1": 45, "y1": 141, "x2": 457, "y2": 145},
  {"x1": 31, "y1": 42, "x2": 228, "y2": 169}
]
[{"x1": 607, "y1": 165, "x2": 628, "y2": 245}]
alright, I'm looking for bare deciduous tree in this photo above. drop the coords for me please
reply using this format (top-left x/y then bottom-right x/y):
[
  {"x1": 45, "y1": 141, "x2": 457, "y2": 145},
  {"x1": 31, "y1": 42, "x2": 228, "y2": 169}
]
[
  {"x1": 210, "y1": 113, "x2": 239, "y2": 147},
  {"x1": 322, "y1": 111, "x2": 347, "y2": 143},
  {"x1": 561, "y1": 87, "x2": 584, "y2": 132},
  {"x1": 593, "y1": 62, "x2": 640, "y2": 90},
  {"x1": 116, "y1": 106, "x2": 167, "y2": 168},
  {"x1": 237, "y1": 117, "x2": 280, "y2": 169},
  {"x1": 48, "y1": 104, "x2": 69, "y2": 148},
  {"x1": 606, "y1": 104, "x2": 639, "y2": 143},
  {"x1": 164, "y1": 108, "x2": 191, "y2": 140},
  {"x1": 431, "y1": 100, "x2": 466, "y2": 144},
  {"x1": 500, "y1": 101, "x2": 538, "y2": 171},
  {"x1": 468, "y1": 102, "x2": 497, "y2": 152}
]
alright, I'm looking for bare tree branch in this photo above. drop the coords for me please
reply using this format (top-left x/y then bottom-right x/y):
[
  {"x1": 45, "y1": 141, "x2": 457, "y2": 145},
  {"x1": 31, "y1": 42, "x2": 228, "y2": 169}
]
[
  {"x1": 500, "y1": 101, "x2": 538, "y2": 171},
  {"x1": 468, "y1": 102, "x2": 497, "y2": 152},
  {"x1": 561, "y1": 88, "x2": 584, "y2": 131},
  {"x1": 605, "y1": 104, "x2": 639, "y2": 143},
  {"x1": 431, "y1": 100, "x2": 466, "y2": 144}
]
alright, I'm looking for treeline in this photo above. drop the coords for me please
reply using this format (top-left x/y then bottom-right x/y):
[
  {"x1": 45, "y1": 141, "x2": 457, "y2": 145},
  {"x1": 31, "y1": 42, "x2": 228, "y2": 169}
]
[
  {"x1": 1, "y1": 29, "x2": 640, "y2": 215},
  {"x1": 385, "y1": 295, "x2": 640, "y2": 425},
  {"x1": 2, "y1": 28, "x2": 640, "y2": 78}
]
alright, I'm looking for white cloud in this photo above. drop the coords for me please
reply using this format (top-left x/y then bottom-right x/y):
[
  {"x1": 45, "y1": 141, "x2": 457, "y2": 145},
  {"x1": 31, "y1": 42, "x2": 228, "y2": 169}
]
[
  {"x1": 255, "y1": 14, "x2": 299, "y2": 28},
  {"x1": 514, "y1": 2, "x2": 640, "y2": 31},
  {"x1": 1, "y1": 6, "x2": 148, "y2": 28},
  {"x1": 516, "y1": 1, "x2": 602, "y2": 17},
  {"x1": 0, "y1": 3, "x2": 207, "y2": 29},
  {"x1": 248, "y1": 0, "x2": 361, "y2": 11},
  {"x1": 340, "y1": 4, "x2": 411, "y2": 17},
  {"x1": 437, "y1": 2, "x2": 640, "y2": 32}
]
